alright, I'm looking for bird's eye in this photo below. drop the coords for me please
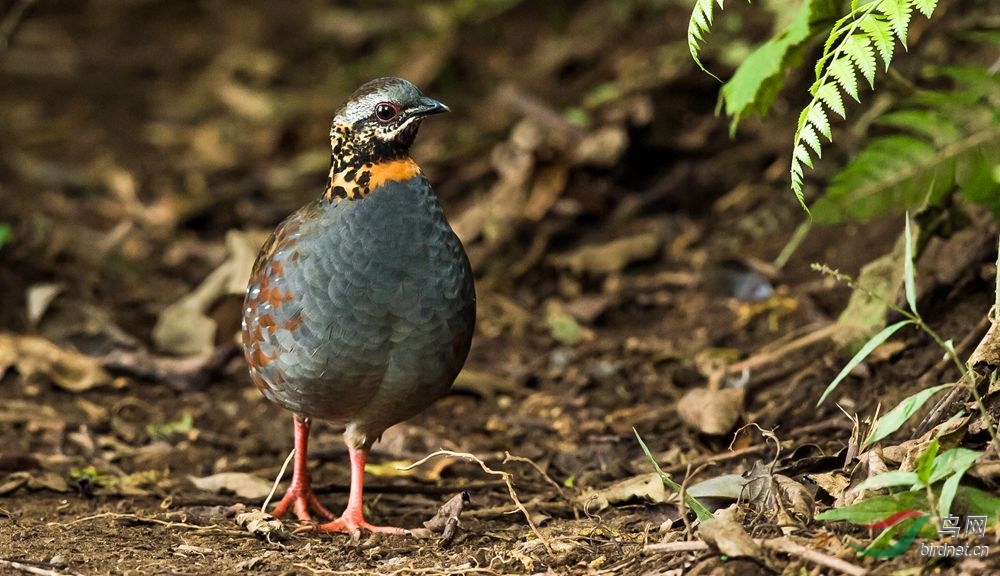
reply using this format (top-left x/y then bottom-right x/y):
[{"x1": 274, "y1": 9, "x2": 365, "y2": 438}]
[{"x1": 374, "y1": 102, "x2": 400, "y2": 123}]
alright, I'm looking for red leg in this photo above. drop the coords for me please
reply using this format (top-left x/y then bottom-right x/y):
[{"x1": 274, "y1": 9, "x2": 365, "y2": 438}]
[
  {"x1": 270, "y1": 415, "x2": 335, "y2": 521},
  {"x1": 310, "y1": 445, "x2": 407, "y2": 538}
]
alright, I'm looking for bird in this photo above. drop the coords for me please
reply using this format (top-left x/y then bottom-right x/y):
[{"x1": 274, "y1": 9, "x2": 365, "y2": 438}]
[{"x1": 241, "y1": 77, "x2": 476, "y2": 537}]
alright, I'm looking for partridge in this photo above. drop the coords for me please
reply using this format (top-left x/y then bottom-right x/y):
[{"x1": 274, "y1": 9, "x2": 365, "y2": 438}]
[{"x1": 242, "y1": 77, "x2": 476, "y2": 537}]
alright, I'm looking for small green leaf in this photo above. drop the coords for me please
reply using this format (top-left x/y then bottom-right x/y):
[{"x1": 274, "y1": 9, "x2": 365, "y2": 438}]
[
  {"x1": 860, "y1": 13, "x2": 895, "y2": 70},
  {"x1": 844, "y1": 33, "x2": 876, "y2": 88},
  {"x1": 546, "y1": 313, "x2": 582, "y2": 345},
  {"x1": 805, "y1": 101, "x2": 831, "y2": 138},
  {"x1": 865, "y1": 383, "x2": 952, "y2": 445},
  {"x1": 829, "y1": 57, "x2": 859, "y2": 101},
  {"x1": 878, "y1": 0, "x2": 912, "y2": 48},
  {"x1": 934, "y1": 448, "x2": 980, "y2": 518},
  {"x1": 634, "y1": 429, "x2": 713, "y2": 521},
  {"x1": 818, "y1": 320, "x2": 913, "y2": 405},
  {"x1": 911, "y1": 0, "x2": 939, "y2": 19},
  {"x1": 147, "y1": 413, "x2": 195, "y2": 441},
  {"x1": 854, "y1": 470, "x2": 920, "y2": 492},
  {"x1": 0, "y1": 224, "x2": 10, "y2": 250},
  {"x1": 688, "y1": 0, "x2": 724, "y2": 80},
  {"x1": 816, "y1": 83, "x2": 845, "y2": 119},
  {"x1": 929, "y1": 448, "x2": 980, "y2": 484},
  {"x1": 903, "y1": 213, "x2": 917, "y2": 313},
  {"x1": 939, "y1": 471, "x2": 962, "y2": 519},
  {"x1": 816, "y1": 490, "x2": 927, "y2": 523},
  {"x1": 915, "y1": 438, "x2": 939, "y2": 485}
]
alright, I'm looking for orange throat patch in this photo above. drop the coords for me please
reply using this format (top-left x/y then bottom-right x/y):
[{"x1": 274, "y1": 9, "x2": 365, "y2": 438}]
[{"x1": 324, "y1": 157, "x2": 422, "y2": 202}]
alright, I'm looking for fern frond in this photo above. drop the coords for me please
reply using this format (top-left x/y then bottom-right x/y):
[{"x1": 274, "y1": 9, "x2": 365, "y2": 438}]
[
  {"x1": 844, "y1": 33, "x2": 877, "y2": 88},
  {"x1": 878, "y1": 109, "x2": 961, "y2": 144},
  {"x1": 860, "y1": 15, "x2": 894, "y2": 69},
  {"x1": 829, "y1": 56, "x2": 861, "y2": 100},
  {"x1": 879, "y1": 0, "x2": 912, "y2": 47},
  {"x1": 812, "y1": 127, "x2": 1000, "y2": 223},
  {"x1": 816, "y1": 83, "x2": 846, "y2": 118},
  {"x1": 800, "y1": 124, "x2": 823, "y2": 157},
  {"x1": 789, "y1": 0, "x2": 939, "y2": 205},
  {"x1": 688, "y1": 0, "x2": 726, "y2": 80},
  {"x1": 805, "y1": 101, "x2": 832, "y2": 139},
  {"x1": 812, "y1": 65, "x2": 1000, "y2": 223},
  {"x1": 911, "y1": 0, "x2": 938, "y2": 18}
]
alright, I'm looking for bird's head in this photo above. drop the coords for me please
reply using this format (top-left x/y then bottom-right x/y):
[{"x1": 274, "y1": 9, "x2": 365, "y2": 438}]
[
  {"x1": 323, "y1": 78, "x2": 448, "y2": 201},
  {"x1": 330, "y1": 77, "x2": 449, "y2": 166}
]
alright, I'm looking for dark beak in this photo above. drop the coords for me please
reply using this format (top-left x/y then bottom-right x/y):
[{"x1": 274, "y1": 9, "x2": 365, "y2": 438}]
[{"x1": 411, "y1": 96, "x2": 450, "y2": 117}]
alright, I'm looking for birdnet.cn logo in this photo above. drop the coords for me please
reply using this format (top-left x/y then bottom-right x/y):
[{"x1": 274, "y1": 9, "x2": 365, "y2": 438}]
[{"x1": 847, "y1": 510, "x2": 990, "y2": 558}]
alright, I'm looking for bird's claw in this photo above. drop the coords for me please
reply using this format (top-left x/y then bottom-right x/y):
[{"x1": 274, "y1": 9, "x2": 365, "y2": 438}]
[
  {"x1": 270, "y1": 487, "x2": 336, "y2": 523},
  {"x1": 292, "y1": 512, "x2": 408, "y2": 540}
]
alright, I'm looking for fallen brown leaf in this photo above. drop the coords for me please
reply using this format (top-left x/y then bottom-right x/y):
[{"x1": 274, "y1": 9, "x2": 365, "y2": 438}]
[{"x1": 0, "y1": 332, "x2": 111, "y2": 392}]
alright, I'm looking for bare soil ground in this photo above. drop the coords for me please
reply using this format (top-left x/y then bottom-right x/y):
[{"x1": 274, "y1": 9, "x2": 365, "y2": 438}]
[{"x1": 1, "y1": 1, "x2": 998, "y2": 575}]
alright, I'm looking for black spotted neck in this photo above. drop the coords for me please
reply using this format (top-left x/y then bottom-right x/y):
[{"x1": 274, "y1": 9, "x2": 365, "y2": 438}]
[{"x1": 322, "y1": 123, "x2": 422, "y2": 202}]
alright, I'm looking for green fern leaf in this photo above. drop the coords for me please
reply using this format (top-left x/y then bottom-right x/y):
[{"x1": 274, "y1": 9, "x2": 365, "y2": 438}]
[
  {"x1": 688, "y1": 0, "x2": 725, "y2": 80},
  {"x1": 816, "y1": 82, "x2": 846, "y2": 118},
  {"x1": 806, "y1": 101, "x2": 832, "y2": 139},
  {"x1": 812, "y1": 122, "x2": 1000, "y2": 223},
  {"x1": 812, "y1": 135, "x2": 945, "y2": 222},
  {"x1": 878, "y1": 0, "x2": 912, "y2": 47},
  {"x1": 961, "y1": 148, "x2": 1000, "y2": 221},
  {"x1": 800, "y1": 124, "x2": 823, "y2": 157},
  {"x1": 911, "y1": 0, "x2": 938, "y2": 18},
  {"x1": 816, "y1": 18, "x2": 854, "y2": 78},
  {"x1": 934, "y1": 66, "x2": 1000, "y2": 101},
  {"x1": 878, "y1": 109, "x2": 962, "y2": 145},
  {"x1": 794, "y1": 142, "x2": 815, "y2": 168},
  {"x1": 844, "y1": 33, "x2": 877, "y2": 88},
  {"x1": 829, "y1": 57, "x2": 860, "y2": 101},
  {"x1": 860, "y1": 15, "x2": 895, "y2": 69}
]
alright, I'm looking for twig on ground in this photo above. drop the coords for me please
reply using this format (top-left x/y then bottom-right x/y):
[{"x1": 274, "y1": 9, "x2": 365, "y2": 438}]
[
  {"x1": 400, "y1": 449, "x2": 553, "y2": 554},
  {"x1": 643, "y1": 540, "x2": 708, "y2": 553},
  {"x1": 58, "y1": 512, "x2": 237, "y2": 533},
  {"x1": 0, "y1": 558, "x2": 81, "y2": 576},
  {"x1": 664, "y1": 419, "x2": 852, "y2": 475},
  {"x1": 292, "y1": 564, "x2": 500, "y2": 576},
  {"x1": 761, "y1": 538, "x2": 867, "y2": 576},
  {"x1": 728, "y1": 322, "x2": 837, "y2": 376},
  {"x1": 262, "y1": 448, "x2": 295, "y2": 511},
  {"x1": 502, "y1": 451, "x2": 567, "y2": 499}
]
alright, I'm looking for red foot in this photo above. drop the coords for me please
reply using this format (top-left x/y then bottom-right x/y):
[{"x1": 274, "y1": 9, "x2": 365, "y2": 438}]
[
  {"x1": 298, "y1": 507, "x2": 408, "y2": 539},
  {"x1": 276, "y1": 416, "x2": 408, "y2": 539},
  {"x1": 270, "y1": 415, "x2": 335, "y2": 522},
  {"x1": 271, "y1": 484, "x2": 335, "y2": 522}
]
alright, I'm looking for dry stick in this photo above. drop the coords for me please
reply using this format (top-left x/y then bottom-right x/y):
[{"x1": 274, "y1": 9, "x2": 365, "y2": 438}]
[
  {"x1": 59, "y1": 512, "x2": 234, "y2": 533},
  {"x1": 643, "y1": 540, "x2": 709, "y2": 553},
  {"x1": 292, "y1": 564, "x2": 500, "y2": 576},
  {"x1": 399, "y1": 449, "x2": 553, "y2": 554},
  {"x1": 728, "y1": 322, "x2": 838, "y2": 375},
  {"x1": 0, "y1": 559, "x2": 79, "y2": 576},
  {"x1": 664, "y1": 419, "x2": 852, "y2": 475},
  {"x1": 262, "y1": 448, "x2": 295, "y2": 511},
  {"x1": 761, "y1": 538, "x2": 867, "y2": 576},
  {"x1": 502, "y1": 451, "x2": 567, "y2": 499}
]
